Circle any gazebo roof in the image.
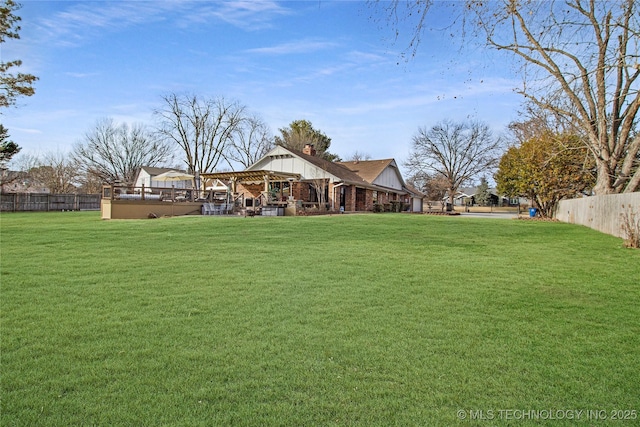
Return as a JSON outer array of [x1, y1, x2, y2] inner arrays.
[[200, 170, 301, 184]]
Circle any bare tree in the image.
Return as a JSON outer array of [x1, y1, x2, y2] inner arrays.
[[223, 114, 274, 169], [76, 171, 103, 194], [404, 120, 502, 205], [346, 151, 372, 162], [366, 0, 435, 61], [155, 93, 245, 175], [309, 177, 329, 212], [508, 105, 575, 146], [479, 0, 640, 194], [407, 171, 449, 201], [73, 118, 173, 186], [307, 165, 331, 211], [27, 152, 80, 194], [370, 0, 640, 194]]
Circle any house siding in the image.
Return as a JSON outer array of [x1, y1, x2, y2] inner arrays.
[[134, 168, 189, 189], [372, 166, 403, 191], [249, 148, 336, 182]]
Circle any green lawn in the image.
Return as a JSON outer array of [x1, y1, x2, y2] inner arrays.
[[1, 212, 639, 426]]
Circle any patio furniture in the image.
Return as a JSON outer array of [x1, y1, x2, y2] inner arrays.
[[212, 204, 224, 215], [202, 203, 214, 215]]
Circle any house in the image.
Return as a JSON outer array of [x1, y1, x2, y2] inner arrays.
[[133, 166, 192, 190], [0, 170, 50, 193], [403, 183, 426, 213], [337, 157, 423, 212], [201, 144, 423, 214], [101, 146, 424, 219], [445, 186, 524, 207]]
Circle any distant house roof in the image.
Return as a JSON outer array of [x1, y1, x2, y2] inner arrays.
[[338, 159, 395, 184], [403, 183, 425, 198], [244, 145, 375, 187], [456, 187, 477, 197], [287, 147, 375, 187], [444, 187, 504, 200]]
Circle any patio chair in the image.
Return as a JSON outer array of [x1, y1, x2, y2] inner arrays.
[[211, 204, 223, 215], [202, 203, 213, 215]]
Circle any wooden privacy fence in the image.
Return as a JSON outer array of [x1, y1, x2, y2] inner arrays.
[[555, 193, 640, 239], [0, 193, 101, 212]]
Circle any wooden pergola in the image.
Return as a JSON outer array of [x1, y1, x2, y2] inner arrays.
[[200, 170, 301, 194]]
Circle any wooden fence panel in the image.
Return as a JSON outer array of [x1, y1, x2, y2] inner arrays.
[[556, 193, 640, 239], [48, 194, 75, 211], [0, 193, 16, 211], [16, 193, 48, 211], [0, 193, 101, 212], [77, 194, 101, 210]]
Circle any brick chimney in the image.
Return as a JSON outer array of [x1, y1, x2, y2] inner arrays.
[[303, 144, 316, 156]]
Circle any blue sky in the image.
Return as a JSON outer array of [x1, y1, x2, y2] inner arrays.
[[3, 0, 522, 171]]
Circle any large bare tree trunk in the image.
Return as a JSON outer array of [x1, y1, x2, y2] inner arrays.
[[373, 0, 640, 194], [594, 161, 614, 195]]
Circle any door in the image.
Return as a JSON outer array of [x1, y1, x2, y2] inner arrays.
[[355, 188, 366, 211]]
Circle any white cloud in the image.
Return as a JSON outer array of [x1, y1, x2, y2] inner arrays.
[[335, 93, 440, 115], [34, 1, 289, 46], [64, 72, 99, 79], [183, 1, 291, 31], [9, 126, 42, 135], [245, 39, 339, 55], [334, 76, 519, 117], [35, 2, 172, 46], [345, 50, 387, 64]]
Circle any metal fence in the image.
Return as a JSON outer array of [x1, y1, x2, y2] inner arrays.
[[0, 193, 101, 212]]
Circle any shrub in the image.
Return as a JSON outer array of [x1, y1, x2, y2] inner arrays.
[[620, 210, 640, 248]]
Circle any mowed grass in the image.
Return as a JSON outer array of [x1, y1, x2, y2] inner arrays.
[[1, 212, 639, 426]]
